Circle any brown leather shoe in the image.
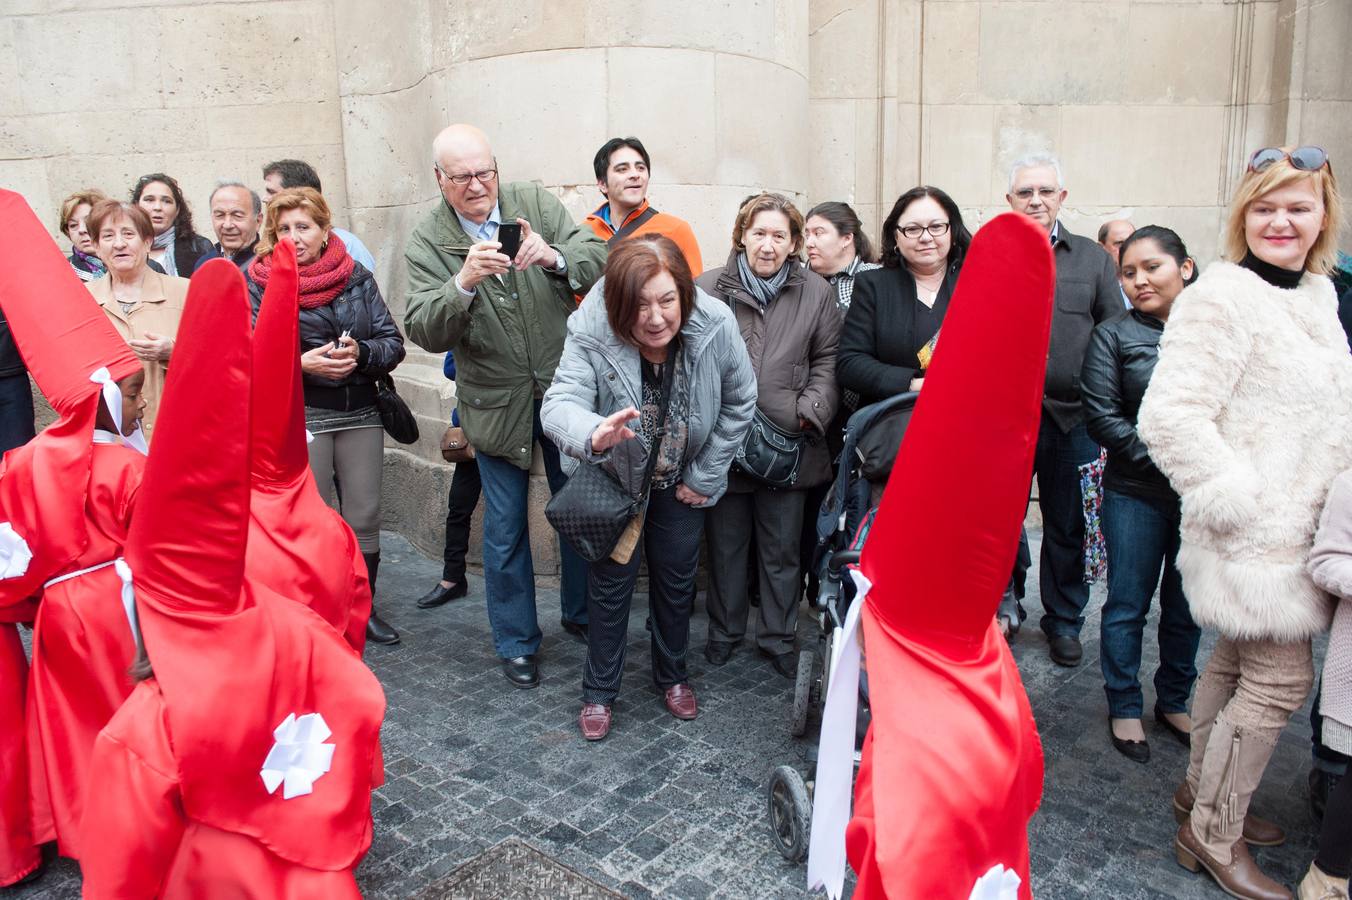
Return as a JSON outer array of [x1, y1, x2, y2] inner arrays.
[[663, 683, 698, 720], [1173, 781, 1286, 847], [579, 703, 611, 741], [1175, 823, 1292, 900]]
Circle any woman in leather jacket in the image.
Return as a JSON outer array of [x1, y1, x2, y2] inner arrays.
[[247, 187, 405, 646], [1081, 225, 1200, 763]]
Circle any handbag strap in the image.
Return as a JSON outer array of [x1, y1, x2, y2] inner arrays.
[[636, 345, 677, 500]]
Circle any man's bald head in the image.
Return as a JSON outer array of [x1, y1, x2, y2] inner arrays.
[[432, 124, 498, 223], [1097, 219, 1135, 265]]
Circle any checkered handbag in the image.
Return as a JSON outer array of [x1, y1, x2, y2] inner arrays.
[[545, 352, 675, 563]]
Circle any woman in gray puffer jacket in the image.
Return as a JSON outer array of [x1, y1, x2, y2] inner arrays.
[[543, 235, 755, 742]]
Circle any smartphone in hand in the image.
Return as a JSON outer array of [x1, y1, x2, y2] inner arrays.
[[497, 223, 522, 261]]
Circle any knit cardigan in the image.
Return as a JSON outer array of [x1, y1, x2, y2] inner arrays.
[[1137, 261, 1352, 641], [1308, 468, 1352, 754]]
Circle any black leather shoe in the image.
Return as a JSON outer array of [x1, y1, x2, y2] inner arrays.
[[503, 655, 539, 689], [365, 610, 400, 645], [416, 580, 468, 609], [1109, 720, 1150, 764], [561, 619, 588, 641], [1048, 634, 1082, 667], [767, 652, 797, 679], [1154, 703, 1191, 747], [704, 640, 734, 666]]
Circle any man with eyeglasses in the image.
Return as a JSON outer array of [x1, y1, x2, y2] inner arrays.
[[1004, 153, 1122, 668], [404, 124, 608, 691]]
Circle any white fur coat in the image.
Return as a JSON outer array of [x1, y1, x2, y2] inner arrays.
[[1137, 261, 1352, 641]]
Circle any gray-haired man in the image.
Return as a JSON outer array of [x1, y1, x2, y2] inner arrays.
[[193, 181, 262, 273]]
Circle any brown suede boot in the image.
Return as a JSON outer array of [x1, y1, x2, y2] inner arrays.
[[1298, 864, 1350, 900], [1185, 666, 1238, 793], [1173, 781, 1286, 847], [1175, 826, 1292, 900]]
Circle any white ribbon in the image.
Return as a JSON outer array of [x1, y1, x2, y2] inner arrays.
[[969, 864, 1021, 900], [89, 368, 148, 456], [113, 558, 141, 654], [261, 713, 336, 800], [806, 568, 870, 899], [0, 523, 32, 579]]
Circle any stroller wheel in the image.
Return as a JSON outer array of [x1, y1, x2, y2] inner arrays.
[[766, 765, 812, 862], [790, 649, 815, 737]]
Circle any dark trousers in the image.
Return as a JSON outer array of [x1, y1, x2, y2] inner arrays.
[[1316, 765, 1352, 877], [582, 485, 703, 705], [705, 486, 805, 656], [1312, 679, 1352, 773], [441, 457, 481, 584], [1034, 412, 1100, 639], [1099, 489, 1201, 718], [475, 402, 588, 659], [0, 374, 35, 455]]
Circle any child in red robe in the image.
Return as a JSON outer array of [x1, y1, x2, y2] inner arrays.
[[0, 189, 149, 864], [79, 260, 386, 898], [808, 213, 1053, 900], [246, 239, 372, 652]]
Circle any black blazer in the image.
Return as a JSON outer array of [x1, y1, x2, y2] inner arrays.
[[1081, 310, 1176, 505], [836, 262, 958, 408]]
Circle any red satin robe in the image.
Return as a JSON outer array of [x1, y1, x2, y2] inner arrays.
[[80, 680, 363, 899], [26, 443, 143, 858], [0, 625, 39, 886]]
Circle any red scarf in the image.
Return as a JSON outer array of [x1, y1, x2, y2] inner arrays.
[[249, 234, 355, 309]]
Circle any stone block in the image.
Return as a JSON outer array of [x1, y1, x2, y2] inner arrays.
[[881, 101, 922, 204], [605, 48, 718, 187], [1059, 105, 1227, 207], [1245, 1, 1283, 106], [1123, 3, 1236, 105], [809, 0, 879, 100], [1, 162, 53, 226], [11, 9, 163, 114], [342, 76, 445, 210], [852, 98, 882, 206], [1302, 0, 1352, 101], [920, 104, 994, 206], [331, 0, 433, 96], [440, 50, 607, 190], [885, 0, 923, 102], [773, 0, 811, 75], [713, 55, 810, 194], [205, 101, 342, 152], [1, 109, 207, 162], [977, 1, 1131, 106], [993, 105, 1062, 193], [919, 0, 981, 105], [808, 99, 857, 204], [156, 1, 338, 108], [0, 20, 24, 117], [1298, 101, 1352, 184], [439, 0, 587, 63], [583, 0, 776, 68]]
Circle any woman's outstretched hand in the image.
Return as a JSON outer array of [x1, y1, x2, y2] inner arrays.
[[590, 407, 639, 453]]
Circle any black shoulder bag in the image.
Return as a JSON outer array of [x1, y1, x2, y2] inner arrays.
[[546, 353, 674, 563]]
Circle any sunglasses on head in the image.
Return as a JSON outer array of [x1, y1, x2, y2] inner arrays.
[[1248, 146, 1331, 175]]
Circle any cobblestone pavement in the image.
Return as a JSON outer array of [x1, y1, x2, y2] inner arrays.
[[16, 529, 1326, 899]]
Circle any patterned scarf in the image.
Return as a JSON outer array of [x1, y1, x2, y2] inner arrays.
[[735, 251, 791, 307], [71, 248, 106, 280], [248, 233, 355, 309], [152, 225, 177, 276]]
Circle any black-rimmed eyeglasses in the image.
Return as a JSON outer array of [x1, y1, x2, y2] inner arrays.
[[897, 222, 950, 240]]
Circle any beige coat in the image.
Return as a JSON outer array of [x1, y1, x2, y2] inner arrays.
[[87, 270, 189, 437], [1307, 468, 1352, 754]]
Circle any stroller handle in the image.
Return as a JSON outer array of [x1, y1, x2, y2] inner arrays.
[[828, 549, 861, 575]]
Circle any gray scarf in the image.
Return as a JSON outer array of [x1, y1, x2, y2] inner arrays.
[[152, 225, 178, 276], [736, 252, 791, 307]]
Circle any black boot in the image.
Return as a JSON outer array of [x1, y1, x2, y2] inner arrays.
[[362, 551, 400, 646]]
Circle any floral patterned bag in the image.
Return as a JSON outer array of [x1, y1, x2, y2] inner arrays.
[[1079, 449, 1108, 584]]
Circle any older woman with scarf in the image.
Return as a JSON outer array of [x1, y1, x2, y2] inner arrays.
[[246, 187, 405, 647], [695, 193, 840, 678], [59, 189, 108, 282], [131, 173, 214, 278]]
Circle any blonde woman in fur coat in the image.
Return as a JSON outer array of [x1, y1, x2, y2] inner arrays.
[[1138, 146, 1351, 900]]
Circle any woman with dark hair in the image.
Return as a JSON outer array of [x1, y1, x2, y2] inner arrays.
[[1081, 226, 1203, 765], [696, 193, 841, 678], [804, 201, 880, 310], [837, 186, 971, 407], [131, 173, 214, 277], [246, 187, 406, 647], [543, 235, 755, 740]]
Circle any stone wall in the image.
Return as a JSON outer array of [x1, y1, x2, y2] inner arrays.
[[3, 0, 1349, 574]]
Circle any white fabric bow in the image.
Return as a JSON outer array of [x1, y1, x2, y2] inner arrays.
[[261, 713, 336, 800], [806, 568, 869, 899], [0, 523, 33, 579], [969, 864, 1021, 900]]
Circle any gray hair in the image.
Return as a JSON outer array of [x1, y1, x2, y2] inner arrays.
[[1008, 153, 1065, 192], [210, 180, 262, 217]]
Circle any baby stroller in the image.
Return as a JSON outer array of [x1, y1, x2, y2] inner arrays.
[[765, 391, 919, 863]]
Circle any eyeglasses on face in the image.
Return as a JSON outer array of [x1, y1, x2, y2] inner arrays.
[[1248, 146, 1331, 175], [436, 164, 499, 186], [1012, 187, 1060, 201], [897, 222, 951, 240]]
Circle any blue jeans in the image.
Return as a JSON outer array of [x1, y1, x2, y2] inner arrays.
[[0, 374, 35, 455], [1035, 414, 1101, 639], [1099, 488, 1200, 718], [475, 402, 588, 659]]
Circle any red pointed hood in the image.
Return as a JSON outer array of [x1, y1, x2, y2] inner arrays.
[[0, 190, 142, 613], [250, 240, 309, 483], [127, 260, 252, 616], [860, 212, 1055, 652]]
